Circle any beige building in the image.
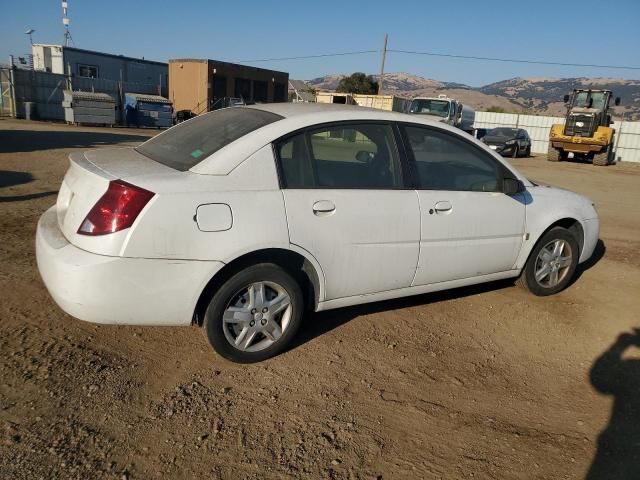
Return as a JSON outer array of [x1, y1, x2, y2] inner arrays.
[[315, 92, 409, 113], [168, 59, 288, 113], [315, 92, 409, 112]]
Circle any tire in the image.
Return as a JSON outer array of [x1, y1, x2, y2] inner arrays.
[[525, 146, 531, 157], [593, 145, 612, 166], [547, 145, 562, 162], [517, 227, 579, 296], [202, 264, 304, 363], [512, 145, 519, 158]]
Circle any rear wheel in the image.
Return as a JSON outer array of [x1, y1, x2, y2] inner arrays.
[[547, 145, 562, 162], [203, 264, 304, 363], [593, 144, 612, 166], [517, 227, 579, 296], [525, 146, 531, 157]]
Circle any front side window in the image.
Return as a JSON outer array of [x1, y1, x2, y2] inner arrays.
[[136, 108, 282, 171], [404, 126, 502, 192], [276, 123, 403, 189]]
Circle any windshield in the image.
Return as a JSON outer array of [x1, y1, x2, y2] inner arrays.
[[488, 128, 519, 137], [136, 108, 283, 171], [409, 99, 450, 117], [573, 91, 606, 109]]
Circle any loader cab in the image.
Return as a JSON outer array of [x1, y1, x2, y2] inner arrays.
[[563, 89, 618, 137]]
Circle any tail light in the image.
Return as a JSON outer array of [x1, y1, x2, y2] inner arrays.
[[78, 180, 154, 236]]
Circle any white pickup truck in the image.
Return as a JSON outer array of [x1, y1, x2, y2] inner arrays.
[[408, 94, 475, 134]]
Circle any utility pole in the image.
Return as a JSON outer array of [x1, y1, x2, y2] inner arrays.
[[378, 33, 388, 96]]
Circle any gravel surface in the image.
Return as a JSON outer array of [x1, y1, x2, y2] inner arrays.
[[2, 118, 640, 479]]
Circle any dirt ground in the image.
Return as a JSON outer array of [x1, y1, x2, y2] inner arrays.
[[1, 118, 640, 479]]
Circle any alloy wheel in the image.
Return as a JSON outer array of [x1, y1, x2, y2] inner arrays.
[[222, 281, 292, 352], [534, 239, 573, 288]]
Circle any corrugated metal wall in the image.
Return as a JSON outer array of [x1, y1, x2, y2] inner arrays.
[[615, 121, 640, 163], [1, 67, 165, 123], [474, 112, 640, 163]]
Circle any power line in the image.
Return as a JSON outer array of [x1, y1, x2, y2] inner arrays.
[[388, 49, 640, 71], [239, 50, 378, 63], [237, 48, 640, 71]]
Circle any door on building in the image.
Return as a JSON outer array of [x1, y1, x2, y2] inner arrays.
[[253, 81, 268, 103], [212, 75, 227, 109], [234, 78, 251, 102], [274, 83, 286, 103]]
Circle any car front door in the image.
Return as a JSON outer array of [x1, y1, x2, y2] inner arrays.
[[401, 125, 526, 285], [275, 122, 420, 300]]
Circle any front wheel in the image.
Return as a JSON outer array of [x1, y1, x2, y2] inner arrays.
[[517, 227, 579, 296], [511, 145, 520, 158], [547, 145, 562, 162], [203, 264, 304, 363], [593, 144, 612, 166]]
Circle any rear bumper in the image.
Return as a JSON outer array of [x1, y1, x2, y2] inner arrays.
[[36, 206, 224, 326]]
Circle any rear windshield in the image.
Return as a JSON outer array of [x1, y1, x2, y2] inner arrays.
[[136, 108, 283, 171]]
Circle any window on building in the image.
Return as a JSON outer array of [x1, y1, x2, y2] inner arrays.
[[78, 64, 98, 78]]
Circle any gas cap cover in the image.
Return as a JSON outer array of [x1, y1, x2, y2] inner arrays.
[[195, 203, 233, 232]]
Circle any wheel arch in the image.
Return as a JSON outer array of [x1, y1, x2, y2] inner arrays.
[[519, 217, 585, 271], [192, 248, 323, 326]]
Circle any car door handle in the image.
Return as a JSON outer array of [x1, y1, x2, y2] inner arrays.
[[312, 200, 336, 215], [434, 201, 452, 213]]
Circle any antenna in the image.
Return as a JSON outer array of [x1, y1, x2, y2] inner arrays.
[[25, 28, 35, 45], [62, 1, 73, 46]]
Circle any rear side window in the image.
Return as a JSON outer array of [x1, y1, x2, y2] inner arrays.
[[136, 108, 282, 171], [276, 123, 403, 189]]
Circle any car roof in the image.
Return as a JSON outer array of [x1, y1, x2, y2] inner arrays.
[[189, 103, 523, 182], [190, 104, 446, 174]]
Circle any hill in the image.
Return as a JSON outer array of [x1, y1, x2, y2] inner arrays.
[[307, 73, 640, 119]]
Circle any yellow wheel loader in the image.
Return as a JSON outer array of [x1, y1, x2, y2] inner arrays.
[[548, 89, 620, 166]]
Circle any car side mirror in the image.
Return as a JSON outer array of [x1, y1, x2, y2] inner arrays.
[[503, 178, 525, 195], [615, 97, 621, 106], [563, 94, 570, 104], [356, 150, 374, 163]]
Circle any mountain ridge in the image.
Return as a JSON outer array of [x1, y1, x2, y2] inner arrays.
[[307, 73, 640, 119]]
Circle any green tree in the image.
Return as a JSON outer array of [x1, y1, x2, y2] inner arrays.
[[486, 106, 507, 113], [336, 73, 379, 94]]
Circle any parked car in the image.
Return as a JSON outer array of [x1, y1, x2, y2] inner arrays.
[[482, 127, 532, 157], [174, 109, 197, 124], [36, 104, 599, 363]]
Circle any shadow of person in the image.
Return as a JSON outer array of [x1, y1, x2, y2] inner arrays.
[[587, 329, 640, 479]]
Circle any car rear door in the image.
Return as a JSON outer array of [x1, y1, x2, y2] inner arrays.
[[275, 122, 420, 301], [401, 124, 526, 285]]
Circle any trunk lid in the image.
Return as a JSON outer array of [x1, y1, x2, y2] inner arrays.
[[56, 147, 173, 256]]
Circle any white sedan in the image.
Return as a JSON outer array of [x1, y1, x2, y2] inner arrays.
[[36, 104, 599, 363]]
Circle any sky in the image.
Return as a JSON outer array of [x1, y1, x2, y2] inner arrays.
[[1, 0, 639, 87]]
